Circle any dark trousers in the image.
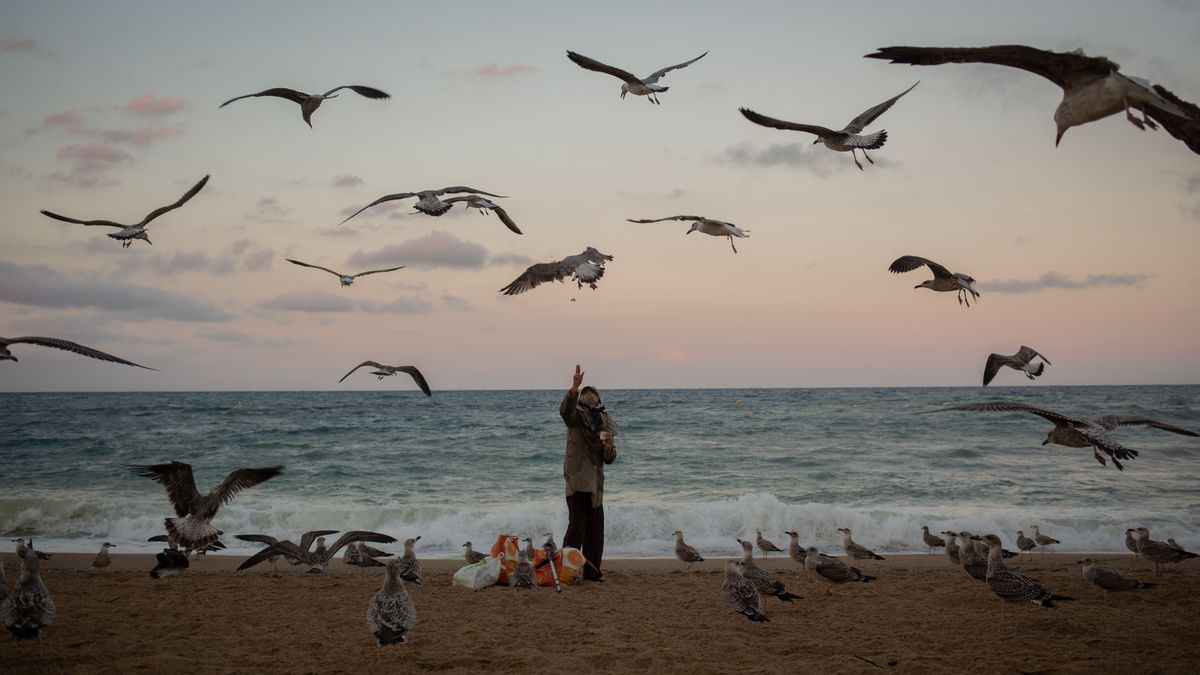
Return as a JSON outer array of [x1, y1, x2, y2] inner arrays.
[[563, 492, 604, 578]]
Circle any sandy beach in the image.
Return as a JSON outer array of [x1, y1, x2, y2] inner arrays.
[[1, 552, 1196, 674]]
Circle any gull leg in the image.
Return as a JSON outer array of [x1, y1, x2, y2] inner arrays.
[[862, 150, 875, 165], [1141, 109, 1158, 130], [851, 150, 864, 171], [729, 237, 738, 254]]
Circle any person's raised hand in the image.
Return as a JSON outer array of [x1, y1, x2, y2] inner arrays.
[[572, 364, 585, 389]]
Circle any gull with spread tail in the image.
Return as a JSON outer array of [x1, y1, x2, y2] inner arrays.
[[865, 45, 1199, 154], [1, 336, 153, 370], [984, 346, 1050, 386], [889, 255, 979, 307], [338, 361, 431, 396], [566, 50, 707, 104], [499, 247, 613, 296], [41, 175, 209, 248], [220, 85, 389, 127], [339, 187, 508, 225], [627, 215, 749, 253], [286, 258, 405, 287], [923, 401, 1199, 470], [739, 82, 917, 170]]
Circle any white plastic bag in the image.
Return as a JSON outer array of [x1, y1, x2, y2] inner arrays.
[[452, 556, 502, 590]]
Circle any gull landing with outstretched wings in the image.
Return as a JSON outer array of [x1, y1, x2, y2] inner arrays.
[[566, 50, 707, 104], [285, 258, 405, 287]]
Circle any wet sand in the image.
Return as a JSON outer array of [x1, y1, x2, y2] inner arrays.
[[1, 552, 1197, 673]]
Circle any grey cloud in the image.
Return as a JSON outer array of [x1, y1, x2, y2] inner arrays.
[[347, 231, 488, 269], [0, 260, 232, 321], [442, 294, 472, 311], [717, 142, 896, 176], [246, 197, 295, 224], [986, 272, 1152, 294], [111, 240, 272, 277], [5, 314, 175, 348], [488, 252, 533, 266], [196, 330, 295, 348], [256, 290, 430, 315]]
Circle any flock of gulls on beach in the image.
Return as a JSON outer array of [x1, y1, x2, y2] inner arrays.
[[4, 40, 1200, 648]]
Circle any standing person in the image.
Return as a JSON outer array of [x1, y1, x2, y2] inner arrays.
[[560, 364, 617, 581]]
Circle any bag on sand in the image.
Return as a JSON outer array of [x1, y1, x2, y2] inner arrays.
[[452, 555, 502, 590], [489, 534, 521, 585], [533, 546, 585, 587]]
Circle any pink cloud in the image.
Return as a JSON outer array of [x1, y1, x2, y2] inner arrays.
[[125, 93, 188, 116], [48, 144, 132, 187], [57, 144, 131, 164], [445, 62, 538, 78], [658, 349, 690, 362], [2, 37, 37, 53], [42, 109, 86, 127], [330, 173, 363, 188]]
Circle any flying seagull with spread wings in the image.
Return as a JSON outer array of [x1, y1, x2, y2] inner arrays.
[[441, 195, 522, 234], [627, 215, 749, 253], [338, 361, 432, 396], [1, 336, 154, 370], [865, 45, 1199, 153], [131, 461, 284, 549], [923, 401, 1199, 470], [41, 175, 209, 248], [499, 247, 614, 296], [739, 82, 918, 170], [339, 187, 508, 225], [220, 85, 390, 128], [566, 50, 707, 104], [285, 258, 405, 287], [889, 255, 979, 307], [983, 346, 1051, 386]]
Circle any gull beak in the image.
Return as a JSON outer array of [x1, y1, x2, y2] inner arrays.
[[812, 139, 820, 145], [1041, 439, 1050, 445], [414, 536, 421, 541], [1055, 126, 1066, 147], [685, 229, 693, 235]]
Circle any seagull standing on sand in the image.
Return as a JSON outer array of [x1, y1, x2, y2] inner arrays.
[[338, 362, 432, 396], [784, 532, 807, 566], [367, 558, 416, 646], [499, 248, 614, 296], [1030, 525, 1060, 554], [921, 526, 945, 554], [239, 532, 397, 574], [721, 561, 769, 623], [839, 528, 885, 562], [735, 539, 801, 602], [463, 542, 487, 564], [957, 531, 989, 582], [397, 537, 423, 585], [756, 531, 782, 557], [983, 346, 1051, 386], [888, 255, 979, 307], [803, 546, 876, 593], [864, 45, 1200, 154], [739, 82, 918, 170], [1076, 558, 1155, 596], [441, 195, 523, 235], [976, 534, 1072, 609], [220, 85, 390, 128], [130, 461, 284, 551], [89, 542, 115, 571], [626, 215, 749, 253], [41, 175, 209, 248], [923, 401, 1199, 470], [672, 530, 704, 568], [942, 531, 961, 564], [1015, 531, 1037, 560], [339, 187, 508, 224], [1135, 527, 1198, 575], [1, 540, 55, 640], [566, 50, 707, 105], [1, 336, 154, 370], [510, 549, 537, 589], [286, 258, 405, 287], [1125, 529, 1140, 558]]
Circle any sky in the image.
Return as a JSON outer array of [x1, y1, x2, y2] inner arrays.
[[1, 0, 1198, 391]]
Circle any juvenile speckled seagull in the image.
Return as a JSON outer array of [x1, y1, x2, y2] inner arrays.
[[1135, 527, 1198, 575], [1015, 530, 1037, 560], [338, 361, 431, 396], [755, 531, 782, 557], [220, 85, 390, 128], [983, 346, 1051, 386], [397, 537, 423, 585], [130, 461, 284, 550], [784, 531, 808, 566], [286, 258, 405, 287], [865, 45, 1200, 154], [441, 195, 523, 235], [921, 526, 945, 554], [239, 531, 397, 574], [339, 187, 508, 225], [923, 401, 1199, 470], [721, 561, 769, 623], [976, 534, 1072, 609], [499, 247, 614, 296], [1076, 558, 1155, 596], [889, 255, 979, 307], [566, 50, 707, 104], [367, 558, 416, 646], [672, 530, 704, 568], [1, 540, 55, 640], [510, 549, 537, 589], [89, 542, 115, 571], [739, 82, 918, 170], [1030, 525, 1060, 554], [839, 528, 885, 561], [41, 175, 209, 248], [803, 546, 876, 593], [736, 539, 801, 602], [626, 215, 749, 253], [1, 336, 153, 370]]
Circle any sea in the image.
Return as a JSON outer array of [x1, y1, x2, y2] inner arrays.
[[1, 386, 1197, 557]]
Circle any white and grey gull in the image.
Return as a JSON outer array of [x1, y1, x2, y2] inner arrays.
[[672, 530, 704, 568], [41, 174, 209, 248], [339, 187, 508, 225], [286, 258, 405, 287], [984, 346, 1050, 386], [626, 215, 749, 253], [499, 247, 614, 296], [889, 255, 979, 307], [566, 50, 707, 104]]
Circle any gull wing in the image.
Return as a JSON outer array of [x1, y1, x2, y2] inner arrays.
[[39, 211, 126, 229], [339, 193, 418, 225], [643, 51, 708, 84], [338, 360, 388, 383], [499, 261, 572, 296], [626, 215, 705, 223], [982, 353, 1020, 386], [1146, 84, 1200, 156], [299, 530, 341, 553], [3, 336, 154, 369], [923, 401, 1090, 428], [1092, 415, 1199, 436], [235, 534, 281, 546], [739, 108, 839, 138], [325, 531, 399, 559], [130, 461, 202, 517], [1015, 346, 1050, 365], [321, 85, 391, 99], [843, 81, 918, 134], [205, 466, 284, 516], [238, 540, 304, 571], [1076, 426, 1138, 468], [566, 51, 641, 85], [393, 365, 432, 396], [888, 255, 953, 279], [220, 88, 308, 108], [287, 258, 344, 278], [138, 175, 210, 227], [863, 45, 1117, 90], [433, 186, 508, 198], [490, 205, 522, 235], [352, 265, 406, 279]]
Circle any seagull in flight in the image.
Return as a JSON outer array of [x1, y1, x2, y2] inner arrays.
[[983, 346, 1051, 386], [499, 247, 613, 296], [627, 215, 749, 253], [41, 175, 209, 248], [566, 50, 707, 104], [923, 401, 1199, 470], [865, 45, 1200, 153], [1, 336, 154, 370], [339, 187, 508, 225], [220, 85, 390, 128], [285, 258, 405, 287], [441, 195, 522, 234], [739, 82, 918, 170], [888, 255, 979, 307], [338, 361, 432, 396]]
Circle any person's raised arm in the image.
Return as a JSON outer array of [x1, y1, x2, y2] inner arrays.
[[560, 364, 584, 426]]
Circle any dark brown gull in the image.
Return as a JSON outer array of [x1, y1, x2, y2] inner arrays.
[[1, 336, 154, 370], [220, 85, 389, 128]]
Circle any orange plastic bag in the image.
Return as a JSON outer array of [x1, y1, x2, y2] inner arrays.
[[488, 534, 520, 585], [533, 546, 585, 586]]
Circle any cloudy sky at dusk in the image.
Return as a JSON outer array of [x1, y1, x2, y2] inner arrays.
[[2, 0, 1198, 391]]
